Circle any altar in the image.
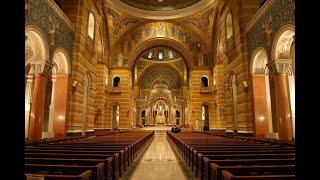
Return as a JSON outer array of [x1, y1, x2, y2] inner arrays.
[[156, 115, 166, 124]]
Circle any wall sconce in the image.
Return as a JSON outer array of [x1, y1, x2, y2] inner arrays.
[[242, 81, 248, 88], [72, 80, 78, 88]]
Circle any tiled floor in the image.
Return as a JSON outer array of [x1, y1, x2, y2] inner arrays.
[[129, 134, 187, 180]]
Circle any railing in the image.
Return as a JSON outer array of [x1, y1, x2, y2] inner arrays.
[[105, 86, 121, 94], [200, 86, 213, 94]]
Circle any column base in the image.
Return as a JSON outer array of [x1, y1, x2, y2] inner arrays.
[[42, 132, 54, 139], [266, 132, 278, 140]]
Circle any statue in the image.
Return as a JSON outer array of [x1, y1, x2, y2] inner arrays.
[[48, 14, 59, 47]]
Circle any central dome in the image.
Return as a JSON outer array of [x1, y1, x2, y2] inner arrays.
[[106, 0, 216, 20], [119, 0, 201, 11]]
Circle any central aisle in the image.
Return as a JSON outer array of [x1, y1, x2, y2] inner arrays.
[[130, 134, 186, 180]]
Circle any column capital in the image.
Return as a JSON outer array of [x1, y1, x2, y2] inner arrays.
[[29, 60, 54, 74], [267, 59, 292, 74]]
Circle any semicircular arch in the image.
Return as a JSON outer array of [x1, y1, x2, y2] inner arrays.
[[25, 25, 50, 64], [250, 47, 268, 76], [271, 24, 295, 61], [52, 47, 71, 75], [138, 63, 184, 89]]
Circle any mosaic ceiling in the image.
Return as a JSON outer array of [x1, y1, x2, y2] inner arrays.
[[140, 68, 180, 89], [119, 0, 201, 11]]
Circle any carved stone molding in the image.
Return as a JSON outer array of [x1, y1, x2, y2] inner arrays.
[[30, 60, 54, 74], [266, 59, 292, 74]]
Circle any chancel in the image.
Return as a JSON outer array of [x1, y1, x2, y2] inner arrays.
[[25, 0, 295, 179]]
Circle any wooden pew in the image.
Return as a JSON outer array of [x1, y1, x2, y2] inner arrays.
[[25, 157, 113, 180], [25, 153, 119, 180], [40, 143, 135, 163], [25, 148, 125, 177], [208, 158, 295, 180], [221, 165, 295, 180], [193, 153, 295, 180], [25, 162, 104, 180], [187, 146, 293, 168], [25, 169, 92, 180], [182, 144, 284, 163], [25, 145, 130, 170], [193, 149, 295, 177], [25, 131, 154, 180]]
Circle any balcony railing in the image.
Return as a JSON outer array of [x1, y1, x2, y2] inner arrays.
[[105, 86, 121, 94], [200, 86, 213, 94]]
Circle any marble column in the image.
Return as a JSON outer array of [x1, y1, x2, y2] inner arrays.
[[252, 76, 269, 137], [25, 75, 34, 139], [53, 75, 70, 138], [267, 60, 293, 141], [28, 60, 53, 140]]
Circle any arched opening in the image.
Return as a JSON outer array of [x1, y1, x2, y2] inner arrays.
[[176, 110, 180, 125], [152, 100, 167, 126], [25, 67, 34, 140], [202, 103, 209, 130], [112, 103, 120, 131], [164, 109, 169, 125], [230, 73, 238, 130], [201, 76, 209, 87], [225, 11, 234, 49], [251, 48, 273, 138], [88, 12, 95, 39], [48, 48, 71, 138], [270, 25, 295, 140], [288, 38, 295, 139], [141, 110, 146, 127], [113, 76, 120, 87], [25, 26, 49, 139], [82, 73, 90, 136]]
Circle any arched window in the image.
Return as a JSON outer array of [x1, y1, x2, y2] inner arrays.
[[112, 103, 120, 130], [113, 77, 120, 87], [225, 12, 234, 47], [168, 51, 173, 59], [230, 73, 238, 130], [202, 104, 209, 129], [148, 51, 153, 59], [213, 73, 217, 87], [159, 51, 163, 59], [88, 13, 95, 39], [201, 76, 209, 87]]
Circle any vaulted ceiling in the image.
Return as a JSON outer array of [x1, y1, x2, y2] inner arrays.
[[104, 0, 219, 91], [106, 0, 216, 20], [118, 0, 201, 11]]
